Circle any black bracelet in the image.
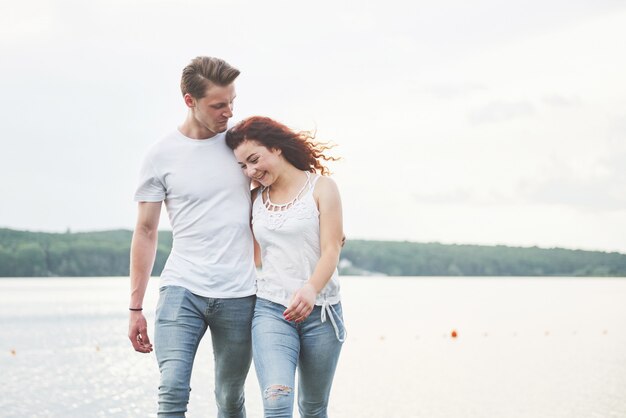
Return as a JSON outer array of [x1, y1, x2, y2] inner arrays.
[[129, 307, 143, 311]]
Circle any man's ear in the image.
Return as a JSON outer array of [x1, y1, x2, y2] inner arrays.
[[183, 93, 196, 109]]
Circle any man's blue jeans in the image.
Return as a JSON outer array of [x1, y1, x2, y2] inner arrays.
[[154, 285, 256, 418], [252, 298, 345, 418]]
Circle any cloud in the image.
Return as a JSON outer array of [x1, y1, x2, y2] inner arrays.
[[599, 151, 626, 184], [608, 115, 626, 144], [468, 100, 535, 124], [421, 83, 488, 100], [0, 9, 55, 44], [542, 94, 582, 108], [520, 178, 625, 211], [518, 155, 626, 212], [413, 189, 473, 205], [413, 189, 516, 206]]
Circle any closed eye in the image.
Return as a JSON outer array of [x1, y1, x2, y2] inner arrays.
[[211, 100, 234, 110]]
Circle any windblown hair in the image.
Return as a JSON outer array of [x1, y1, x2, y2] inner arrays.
[[180, 56, 240, 99], [226, 116, 338, 175]]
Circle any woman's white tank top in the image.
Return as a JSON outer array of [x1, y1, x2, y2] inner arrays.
[[252, 172, 341, 308]]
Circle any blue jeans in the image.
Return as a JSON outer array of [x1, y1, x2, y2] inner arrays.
[[154, 286, 256, 418], [252, 298, 345, 418]]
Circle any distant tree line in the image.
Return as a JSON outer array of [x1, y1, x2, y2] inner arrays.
[[1, 228, 625, 277], [340, 240, 626, 277], [0, 229, 170, 277]]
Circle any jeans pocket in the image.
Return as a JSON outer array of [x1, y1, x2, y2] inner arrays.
[[156, 286, 187, 322]]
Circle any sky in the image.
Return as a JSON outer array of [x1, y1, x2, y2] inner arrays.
[[1, 0, 626, 253]]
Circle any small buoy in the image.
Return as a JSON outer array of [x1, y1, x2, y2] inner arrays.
[[451, 330, 458, 338], [10, 349, 16, 356]]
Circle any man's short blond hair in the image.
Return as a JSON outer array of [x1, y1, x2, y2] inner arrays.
[[180, 56, 240, 99]]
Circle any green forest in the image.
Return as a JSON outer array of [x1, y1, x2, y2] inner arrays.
[[1, 228, 625, 277]]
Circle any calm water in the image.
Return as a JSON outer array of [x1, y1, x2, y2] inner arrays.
[[1, 276, 625, 418]]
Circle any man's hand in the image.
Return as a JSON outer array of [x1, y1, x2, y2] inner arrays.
[[128, 311, 153, 353]]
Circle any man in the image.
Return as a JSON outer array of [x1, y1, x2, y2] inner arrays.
[[128, 56, 256, 418]]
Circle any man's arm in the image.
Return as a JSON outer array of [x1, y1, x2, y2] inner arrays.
[[251, 188, 262, 268], [128, 201, 162, 353]]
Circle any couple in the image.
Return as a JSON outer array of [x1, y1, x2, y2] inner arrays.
[[128, 56, 346, 418]]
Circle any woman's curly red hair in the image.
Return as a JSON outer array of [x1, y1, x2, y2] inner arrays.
[[226, 116, 338, 175]]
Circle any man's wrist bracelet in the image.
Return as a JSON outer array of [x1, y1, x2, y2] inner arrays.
[[129, 307, 143, 311]]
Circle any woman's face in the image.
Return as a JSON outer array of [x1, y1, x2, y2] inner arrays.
[[233, 140, 282, 186]]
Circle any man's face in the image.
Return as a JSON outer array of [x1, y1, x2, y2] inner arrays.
[[189, 83, 236, 136]]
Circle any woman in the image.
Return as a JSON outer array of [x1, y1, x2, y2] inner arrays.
[[226, 116, 346, 418]]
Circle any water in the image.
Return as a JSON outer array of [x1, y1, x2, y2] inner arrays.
[[1, 276, 625, 418]]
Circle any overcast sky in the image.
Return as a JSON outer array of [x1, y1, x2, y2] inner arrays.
[[1, 0, 626, 253]]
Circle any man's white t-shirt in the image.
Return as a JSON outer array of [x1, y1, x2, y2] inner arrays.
[[134, 130, 256, 298]]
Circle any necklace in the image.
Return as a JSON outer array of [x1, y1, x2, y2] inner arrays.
[[264, 172, 311, 212]]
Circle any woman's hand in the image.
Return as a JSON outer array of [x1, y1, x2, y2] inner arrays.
[[283, 283, 317, 322]]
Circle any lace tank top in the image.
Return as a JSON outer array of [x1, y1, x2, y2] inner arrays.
[[252, 172, 341, 308]]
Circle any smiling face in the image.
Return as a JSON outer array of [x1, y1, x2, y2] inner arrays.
[[233, 140, 283, 186], [185, 83, 236, 137]]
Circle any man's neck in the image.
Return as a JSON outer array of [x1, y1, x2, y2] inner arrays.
[[178, 113, 218, 140]]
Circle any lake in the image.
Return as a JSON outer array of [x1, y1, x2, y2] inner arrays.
[[1, 276, 625, 417]]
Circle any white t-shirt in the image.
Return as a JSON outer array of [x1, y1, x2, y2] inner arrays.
[[134, 130, 256, 298]]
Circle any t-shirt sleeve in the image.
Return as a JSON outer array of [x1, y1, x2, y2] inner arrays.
[[134, 155, 166, 202]]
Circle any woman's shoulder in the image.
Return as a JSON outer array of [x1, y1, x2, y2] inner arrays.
[[313, 174, 337, 189], [312, 174, 339, 200]]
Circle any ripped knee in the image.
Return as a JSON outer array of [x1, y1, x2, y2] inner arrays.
[[264, 384, 293, 401]]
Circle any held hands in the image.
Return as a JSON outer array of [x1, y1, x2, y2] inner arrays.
[[128, 312, 153, 353], [283, 283, 317, 323]]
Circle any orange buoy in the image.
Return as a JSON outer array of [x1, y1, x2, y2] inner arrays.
[[451, 330, 458, 338]]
